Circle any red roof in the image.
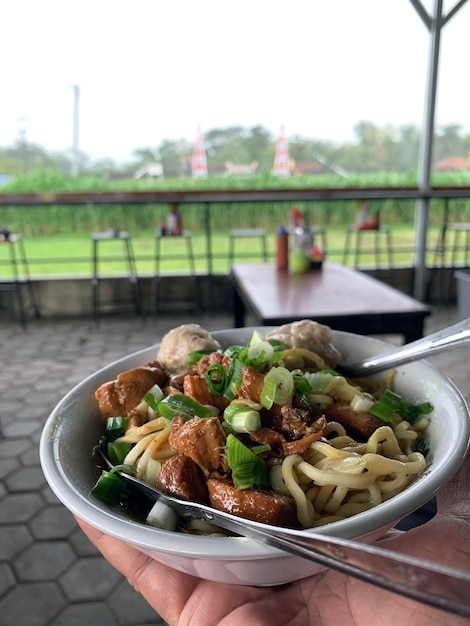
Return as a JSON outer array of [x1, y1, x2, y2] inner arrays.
[[433, 157, 470, 171], [292, 161, 324, 176]]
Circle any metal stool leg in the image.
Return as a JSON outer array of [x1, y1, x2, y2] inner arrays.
[[343, 228, 353, 265], [92, 238, 100, 322], [123, 237, 142, 317]]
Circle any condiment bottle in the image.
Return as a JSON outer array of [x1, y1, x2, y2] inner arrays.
[[291, 207, 312, 253], [276, 225, 289, 270]]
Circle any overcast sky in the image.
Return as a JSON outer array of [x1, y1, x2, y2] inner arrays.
[[1, 0, 469, 163]]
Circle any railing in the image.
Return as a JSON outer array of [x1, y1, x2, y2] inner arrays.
[[1, 186, 469, 278]]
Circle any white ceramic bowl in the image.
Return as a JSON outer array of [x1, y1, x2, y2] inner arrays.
[[40, 328, 470, 586]]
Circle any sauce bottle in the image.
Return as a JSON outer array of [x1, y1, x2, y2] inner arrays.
[[276, 225, 289, 270]]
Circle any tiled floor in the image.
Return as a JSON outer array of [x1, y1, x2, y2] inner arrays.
[[0, 306, 468, 626]]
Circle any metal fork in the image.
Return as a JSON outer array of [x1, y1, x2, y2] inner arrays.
[[93, 446, 470, 618]]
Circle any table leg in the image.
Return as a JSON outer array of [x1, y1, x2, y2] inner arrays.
[[231, 275, 245, 328], [402, 318, 426, 344]]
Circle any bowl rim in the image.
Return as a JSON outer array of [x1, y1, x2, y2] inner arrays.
[[40, 327, 470, 561]]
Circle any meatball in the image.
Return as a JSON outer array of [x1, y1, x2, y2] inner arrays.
[[266, 319, 341, 368], [156, 324, 221, 374]]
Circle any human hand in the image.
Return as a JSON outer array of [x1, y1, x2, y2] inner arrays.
[[76, 455, 470, 626]]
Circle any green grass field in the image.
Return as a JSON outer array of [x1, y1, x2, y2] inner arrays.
[[0, 225, 453, 278]]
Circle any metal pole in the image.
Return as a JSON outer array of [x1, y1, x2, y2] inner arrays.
[[411, 0, 442, 300], [410, 0, 468, 301], [71, 85, 80, 177]]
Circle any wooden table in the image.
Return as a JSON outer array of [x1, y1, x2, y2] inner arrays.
[[230, 262, 431, 343]]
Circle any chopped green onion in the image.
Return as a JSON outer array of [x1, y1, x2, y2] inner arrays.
[[350, 393, 375, 413], [223, 403, 261, 433], [369, 389, 401, 422], [260, 366, 294, 409], [146, 500, 179, 530], [186, 350, 214, 366], [267, 338, 287, 351], [232, 463, 256, 490], [248, 329, 266, 346], [90, 471, 125, 505], [157, 394, 213, 421], [226, 434, 269, 489], [143, 384, 164, 410], [304, 370, 336, 393], [293, 374, 312, 394], [415, 438, 431, 457], [251, 443, 271, 455], [204, 363, 227, 396], [107, 441, 132, 465], [223, 359, 244, 400], [247, 340, 274, 368], [370, 390, 433, 424], [105, 416, 128, 442], [223, 345, 243, 359], [398, 401, 434, 424]]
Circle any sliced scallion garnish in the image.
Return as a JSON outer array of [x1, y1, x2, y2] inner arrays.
[[204, 363, 227, 396], [223, 403, 261, 433], [156, 393, 213, 421], [226, 434, 269, 490], [260, 366, 294, 409], [105, 416, 128, 442], [143, 384, 164, 410]]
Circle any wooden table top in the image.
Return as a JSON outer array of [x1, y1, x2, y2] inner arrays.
[[231, 262, 430, 323]]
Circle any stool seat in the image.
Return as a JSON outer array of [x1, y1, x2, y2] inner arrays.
[[153, 229, 199, 315], [228, 228, 268, 264], [0, 233, 40, 327], [448, 222, 470, 231], [91, 229, 142, 320], [343, 224, 394, 274]]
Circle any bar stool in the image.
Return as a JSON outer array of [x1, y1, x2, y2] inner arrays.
[[343, 225, 394, 272], [228, 228, 268, 265], [153, 229, 199, 314], [91, 229, 142, 321], [447, 222, 470, 265], [430, 220, 470, 303], [0, 233, 40, 327]]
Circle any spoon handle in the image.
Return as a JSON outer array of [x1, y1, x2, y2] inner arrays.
[[338, 317, 470, 377]]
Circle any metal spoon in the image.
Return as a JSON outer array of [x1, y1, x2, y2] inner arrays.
[[93, 446, 470, 618], [337, 317, 470, 378]]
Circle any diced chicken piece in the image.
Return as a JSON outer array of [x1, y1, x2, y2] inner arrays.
[[238, 366, 265, 403], [207, 478, 300, 528], [169, 416, 227, 476], [183, 375, 230, 412], [274, 405, 312, 439], [248, 427, 286, 449], [156, 324, 221, 374], [282, 427, 324, 456], [323, 403, 383, 440], [157, 455, 209, 504], [266, 320, 341, 369], [95, 363, 166, 420]]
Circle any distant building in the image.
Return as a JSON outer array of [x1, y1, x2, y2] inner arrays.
[[133, 163, 164, 179], [291, 161, 325, 176], [224, 161, 259, 176], [433, 156, 470, 171]]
